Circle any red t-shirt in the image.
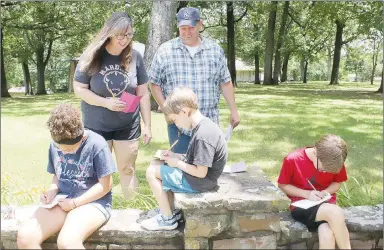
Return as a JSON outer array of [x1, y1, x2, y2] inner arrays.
[[277, 148, 348, 210]]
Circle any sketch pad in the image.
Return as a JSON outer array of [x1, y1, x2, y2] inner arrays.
[[291, 193, 331, 209]]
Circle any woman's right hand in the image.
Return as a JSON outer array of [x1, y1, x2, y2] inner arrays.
[[40, 188, 59, 204], [104, 97, 127, 112]]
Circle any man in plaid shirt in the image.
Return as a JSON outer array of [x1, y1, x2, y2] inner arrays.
[[149, 7, 240, 154]]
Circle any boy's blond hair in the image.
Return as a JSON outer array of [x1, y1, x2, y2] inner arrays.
[[315, 134, 348, 173], [162, 87, 199, 116]]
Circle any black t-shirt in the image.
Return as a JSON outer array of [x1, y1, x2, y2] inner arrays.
[[74, 48, 148, 131]]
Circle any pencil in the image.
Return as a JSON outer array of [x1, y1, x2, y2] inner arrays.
[[168, 139, 179, 151], [306, 178, 317, 191]]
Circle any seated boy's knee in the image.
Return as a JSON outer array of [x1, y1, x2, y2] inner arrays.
[[321, 203, 345, 222]]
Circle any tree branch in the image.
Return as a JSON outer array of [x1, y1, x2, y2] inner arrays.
[[235, 5, 248, 23], [287, 10, 304, 29], [201, 23, 224, 33], [134, 9, 150, 26], [43, 38, 53, 67]]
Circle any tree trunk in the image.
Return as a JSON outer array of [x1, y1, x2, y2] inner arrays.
[[370, 37, 379, 85], [35, 46, 47, 95], [377, 67, 383, 93], [254, 50, 260, 84], [327, 39, 332, 81], [68, 60, 77, 93], [176, 1, 188, 37], [226, 2, 237, 87], [330, 20, 344, 85], [144, 0, 178, 110], [303, 60, 308, 83], [272, 1, 289, 84], [263, 1, 278, 85], [300, 58, 305, 82], [281, 52, 290, 82], [21, 61, 31, 95], [1, 25, 11, 98]]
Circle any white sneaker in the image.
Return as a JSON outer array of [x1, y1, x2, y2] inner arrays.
[[141, 213, 178, 231]]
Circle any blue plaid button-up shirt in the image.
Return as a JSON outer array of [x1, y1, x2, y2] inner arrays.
[[148, 36, 232, 135]]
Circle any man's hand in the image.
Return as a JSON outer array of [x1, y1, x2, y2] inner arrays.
[[307, 190, 322, 201], [230, 110, 240, 128]]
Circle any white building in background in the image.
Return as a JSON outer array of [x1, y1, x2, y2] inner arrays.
[[236, 60, 264, 83]]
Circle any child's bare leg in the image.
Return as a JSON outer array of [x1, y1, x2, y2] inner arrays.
[[17, 206, 67, 249], [316, 203, 351, 249], [146, 163, 172, 217], [318, 223, 336, 249], [168, 191, 175, 211], [57, 204, 107, 249]]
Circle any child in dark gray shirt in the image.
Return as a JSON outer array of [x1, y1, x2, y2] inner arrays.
[[141, 87, 228, 231]]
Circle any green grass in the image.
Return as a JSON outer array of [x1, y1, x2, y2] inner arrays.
[[1, 81, 383, 209]]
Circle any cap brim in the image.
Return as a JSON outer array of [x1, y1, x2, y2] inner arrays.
[[177, 20, 197, 27]]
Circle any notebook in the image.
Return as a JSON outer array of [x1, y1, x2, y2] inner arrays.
[[223, 161, 247, 173], [225, 125, 233, 142], [120, 92, 142, 113], [154, 150, 167, 161], [39, 194, 68, 209], [291, 193, 331, 209]]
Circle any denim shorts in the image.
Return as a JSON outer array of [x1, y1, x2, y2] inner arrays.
[[160, 164, 198, 193], [91, 202, 111, 222]]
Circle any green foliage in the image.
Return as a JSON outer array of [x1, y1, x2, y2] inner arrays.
[[338, 176, 383, 207]]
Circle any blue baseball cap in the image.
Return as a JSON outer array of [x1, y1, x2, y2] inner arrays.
[[176, 7, 200, 27]]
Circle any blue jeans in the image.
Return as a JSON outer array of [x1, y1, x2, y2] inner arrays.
[[167, 124, 191, 154]]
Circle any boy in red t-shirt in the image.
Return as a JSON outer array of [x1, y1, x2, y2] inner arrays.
[[278, 134, 351, 249]]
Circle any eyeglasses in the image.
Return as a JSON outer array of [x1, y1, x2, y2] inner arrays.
[[116, 31, 135, 40]]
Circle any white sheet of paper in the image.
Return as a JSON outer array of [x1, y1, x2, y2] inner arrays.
[[39, 194, 68, 209], [291, 193, 331, 209], [225, 125, 233, 142], [154, 150, 166, 160], [223, 161, 247, 173]]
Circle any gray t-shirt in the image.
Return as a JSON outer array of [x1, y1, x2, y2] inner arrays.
[[183, 118, 228, 192], [47, 130, 117, 209], [74, 48, 149, 132]]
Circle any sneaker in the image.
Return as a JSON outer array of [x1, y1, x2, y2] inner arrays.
[[141, 213, 178, 231], [143, 208, 184, 223]]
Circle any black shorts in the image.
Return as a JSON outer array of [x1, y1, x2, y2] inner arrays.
[[291, 202, 328, 232], [86, 123, 141, 141]]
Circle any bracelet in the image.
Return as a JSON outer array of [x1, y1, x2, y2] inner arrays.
[[72, 199, 77, 208]]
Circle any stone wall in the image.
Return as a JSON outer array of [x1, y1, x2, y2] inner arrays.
[[1, 169, 383, 249]]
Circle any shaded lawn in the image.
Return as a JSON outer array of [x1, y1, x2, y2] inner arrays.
[[1, 81, 382, 209]]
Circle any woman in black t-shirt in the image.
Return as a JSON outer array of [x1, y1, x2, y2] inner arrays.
[[73, 12, 151, 200]]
